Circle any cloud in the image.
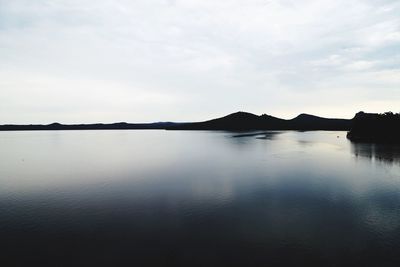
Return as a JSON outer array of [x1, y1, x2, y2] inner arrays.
[[0, 0, 399, 123]]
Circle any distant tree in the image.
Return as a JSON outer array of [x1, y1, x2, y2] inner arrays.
[[348, 111, 400, 143]]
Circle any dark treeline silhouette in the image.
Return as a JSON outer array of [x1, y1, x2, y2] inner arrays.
[[2, 111, 398, 141], [167, 112, 351, 131], [0, 111, 351, 132], [0, 122, 178, 131], [347, 112, 400, 143]]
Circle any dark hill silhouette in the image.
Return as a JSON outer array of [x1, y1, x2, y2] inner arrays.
[[0, 112, 352, 131], [166, 112, 287, 130], [288, 113, 352, 130], [3, 111, 400, 145], [9, 111, 400, 134], [0, 122, 178, 131], [347, 112, 400, 143], [168, 112, 351, 130]]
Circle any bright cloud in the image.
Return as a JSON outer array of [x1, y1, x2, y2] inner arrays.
[[0, 0, 399, 123]]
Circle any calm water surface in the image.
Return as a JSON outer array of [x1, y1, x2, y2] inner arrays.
[[1, 130, 400, 266]]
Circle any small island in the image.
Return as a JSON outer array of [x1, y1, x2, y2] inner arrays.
[[347, 112, 400, 143]]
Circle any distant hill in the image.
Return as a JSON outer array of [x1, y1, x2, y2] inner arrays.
[[10, 112, 400, 135], [0, 112, 352, 131], [3, 111, 399, 144], [168, 112, 351, 131], [288, 113, 352, 130], [347, 112, 400, 143], [166, 112, 286, 130], [0, 122, 179, 131]]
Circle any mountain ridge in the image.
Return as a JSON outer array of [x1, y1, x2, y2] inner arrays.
[[167, 111, 351, 130], [0, 111, 361, 132]]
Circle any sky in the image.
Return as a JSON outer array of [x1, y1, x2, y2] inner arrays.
[[0, 0, 399, 123]]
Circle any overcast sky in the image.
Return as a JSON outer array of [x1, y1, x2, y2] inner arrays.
[[0, 0, 399, 123]]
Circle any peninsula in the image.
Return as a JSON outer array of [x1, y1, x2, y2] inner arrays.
[[346, 112, 400, 143]]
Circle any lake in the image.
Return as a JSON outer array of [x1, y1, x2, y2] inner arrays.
[[1, 130, 400, 266]]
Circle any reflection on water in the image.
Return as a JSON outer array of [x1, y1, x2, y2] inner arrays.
[[231, 131, 282, 140], [0, 130, 400, 266], [351, 142, 400, 165]]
